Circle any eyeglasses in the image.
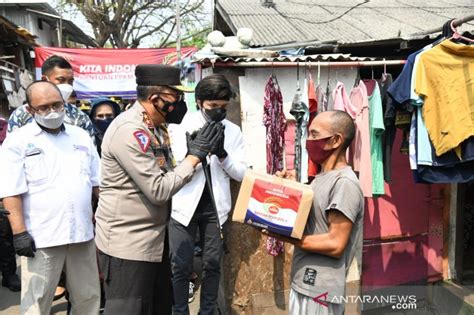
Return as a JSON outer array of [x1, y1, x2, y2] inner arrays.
[[29, 101, 64, 115], [159, 92, 184, 102]]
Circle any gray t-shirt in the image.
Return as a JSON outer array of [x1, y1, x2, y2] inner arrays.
[[291, 166, 364, 302]]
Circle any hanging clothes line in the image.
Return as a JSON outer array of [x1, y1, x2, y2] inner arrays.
[[213, 60, 407, 68]]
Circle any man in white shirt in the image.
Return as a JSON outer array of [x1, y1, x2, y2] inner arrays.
[[168, 74, 246, 315], [0, 81, 100, 314]]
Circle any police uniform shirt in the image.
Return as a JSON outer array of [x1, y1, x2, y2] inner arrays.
[[95, 101, 194, 263]]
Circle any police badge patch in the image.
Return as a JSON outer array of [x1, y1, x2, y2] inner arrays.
[[133, 130, 151, 153]]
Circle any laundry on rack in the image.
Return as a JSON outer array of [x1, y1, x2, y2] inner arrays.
[[388, 35, 474, 184]]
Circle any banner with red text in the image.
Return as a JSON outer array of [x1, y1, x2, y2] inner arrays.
[[34, 47, 196, 99]]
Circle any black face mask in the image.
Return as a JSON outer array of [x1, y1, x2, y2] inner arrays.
[[155, 98, 188, 124], [203, 107, 227, 122], [95, 117, 113, 133]]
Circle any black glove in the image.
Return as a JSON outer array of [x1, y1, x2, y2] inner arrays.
[[210, 129, 227, 160], [13, 231, 36, 257], [186, 122, 224, 162]]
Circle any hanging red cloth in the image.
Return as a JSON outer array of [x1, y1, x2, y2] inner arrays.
[[307, 73, 318, 178], [263, 74, 287, 256], [263, 74, 287, 174]]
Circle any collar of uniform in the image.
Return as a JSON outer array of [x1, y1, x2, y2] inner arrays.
[[31, 120, 66, 136], [131, 101, 148, 123]]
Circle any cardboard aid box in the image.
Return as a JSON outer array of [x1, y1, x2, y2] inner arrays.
[[232, 170, 314, 239]]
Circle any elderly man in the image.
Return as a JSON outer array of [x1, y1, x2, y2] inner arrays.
[[264, 110, 364, 315], [0, 81, 101, 314], [95, 64, 224, 315]]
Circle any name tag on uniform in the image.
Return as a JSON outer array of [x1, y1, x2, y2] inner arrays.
[[25, 147, 43, 157], [73, 145, 88, 153]]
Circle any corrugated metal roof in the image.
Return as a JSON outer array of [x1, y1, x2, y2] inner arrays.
[[216, 0, 474, 47], [194, 53, 375, 64]]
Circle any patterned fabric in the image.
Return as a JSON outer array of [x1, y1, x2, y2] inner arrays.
[[316, 84, 327, 114], [263, 75, 287, 256], [263, 75, 287, 174], [142, 111, 175, 171], [7, 103, 95, 139]]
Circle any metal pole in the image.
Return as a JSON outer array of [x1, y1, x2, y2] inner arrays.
[[59, 16, 63, 47], [176, 0, 182, 63], [211, 60, 406, 68], [56, 19, 62, 47], [412, 14, 474, 36]]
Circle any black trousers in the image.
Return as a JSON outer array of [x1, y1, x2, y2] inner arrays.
[[97, 235, 173, 315], [169, 189, 223, 315], [0, 215, 16, 277]]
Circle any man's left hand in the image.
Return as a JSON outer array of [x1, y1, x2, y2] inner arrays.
[[210, 126, 227, 160]]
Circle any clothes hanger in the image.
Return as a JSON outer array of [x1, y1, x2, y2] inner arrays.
[[354, 67, 361, 87], [296, 61, 301, 90], [450, 20, 474, 44], [317, 61, 321, 85], [307, 61, 312, 81], [381, 58, 388, 81]]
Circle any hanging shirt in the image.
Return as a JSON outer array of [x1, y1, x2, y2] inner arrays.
[[332, 81, 357, 118], [349, 81, 373, 197], [411, 49, 434, 166], [387, 53, 418, 105], [325, 81, 335, 111], [316, 84, 327, 114], [408, 112, 417, 170], [378, 74, 396, 182], [412, 47, 474, 168], [415, 39, 474, 156], [365, 80, 385, 195]]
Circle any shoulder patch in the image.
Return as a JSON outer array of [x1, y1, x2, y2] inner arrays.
[[133, 130, 151, 153]]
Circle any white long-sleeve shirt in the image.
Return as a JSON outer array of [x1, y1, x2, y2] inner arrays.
[[168, 111, 246, 227]]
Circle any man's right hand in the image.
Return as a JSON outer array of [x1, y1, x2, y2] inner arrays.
[[13, 231, 36, 257], [186, 122, 224, 162]]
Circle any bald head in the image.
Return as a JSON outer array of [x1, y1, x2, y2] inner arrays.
[[26, 81, 63, 108], [310, 110, 355, 150]]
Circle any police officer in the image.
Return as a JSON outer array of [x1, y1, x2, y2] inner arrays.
[[95, 64, 224, 315]]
